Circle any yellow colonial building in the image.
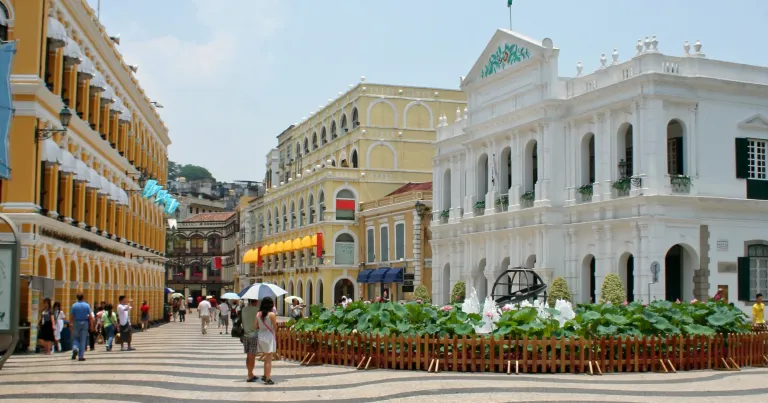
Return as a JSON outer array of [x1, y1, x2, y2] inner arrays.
[[1, 0, 170, 345], [358, 182, 433, 302], [241, 80, 463, 314]]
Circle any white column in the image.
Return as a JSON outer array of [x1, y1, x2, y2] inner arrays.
[[451, 156, 462, 221], [566, 121, 577, 205], [431, 243, 441, 304], [631, 222, 643, 302], [432, 159, 441, 219], [602, 111, 614, 201], [412, 210, 422, 287], [465, 146, 476, 216], [687, 103, 699, 196]]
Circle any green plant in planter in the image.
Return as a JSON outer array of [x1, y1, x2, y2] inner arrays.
[[439, 210, 450, 219], [670, 175, 692, 187], [548, 277, 572, 307], [578, 184, 593, 195], [520, 190, 535, 201], [612, 177, 631, 192], [451, 281, 466, 303], [413, 285, 431, 304], [495, 194, 509, 206], [473, 200, 485, 210], [599, 273, 626, 305]]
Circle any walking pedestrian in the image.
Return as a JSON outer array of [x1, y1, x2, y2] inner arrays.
[[753, 293, 765, 331], [70, 293, 92, 361], [196, 296, 203, 317], [37, 298, 55, 355], [117, 296, 136, 351], [172, 299, 179, 322], [178, 298, 187, 322], [241, 299, 260, 382], [255, 296, 277, 385], [218, 300, 230, 334], [102, 304, 118, 351], [140, 301, 150, 331], [209, 297, 217, 322], [52, 301, 65, 353], [198, 297, 212, 334]]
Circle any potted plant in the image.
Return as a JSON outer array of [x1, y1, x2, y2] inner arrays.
[[520, 190, 535, 207], [578, 183, 593, 201], [473, 200, 485, 213], [670, 174, 692, 187], [439, 209, 449, 222], [612, 177, 631, 193], [495, 194, 509, 211]]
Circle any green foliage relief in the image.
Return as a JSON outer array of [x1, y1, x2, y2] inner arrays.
[[480, 43, 532, 79]]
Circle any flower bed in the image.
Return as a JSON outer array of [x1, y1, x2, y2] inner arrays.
[[280, 300, 767, 373]]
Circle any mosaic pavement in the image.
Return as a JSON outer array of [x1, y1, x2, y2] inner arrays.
[[1, 312, 767, 402]]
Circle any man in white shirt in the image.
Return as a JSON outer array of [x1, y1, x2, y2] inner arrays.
[[197, 298, 211, 334], [218, 301, 230, 334], [116, 295, 135, 351]]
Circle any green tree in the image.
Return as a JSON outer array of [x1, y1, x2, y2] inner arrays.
[[179, 164, 215, 182], [547, 277, 572, 307], [451, 281, 466, 303], [167, 160, 181, 180], [413, 285, 431, 304], [599, 273, 627, 305]]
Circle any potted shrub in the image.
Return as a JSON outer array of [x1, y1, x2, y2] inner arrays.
[[547, 277, 572, 307], [520, 190, 535, 207], [495, 194, 509, 211], [413, 285, 432, 304], [451, 281, 466, 303], [439, 209, 449, 222], [473, 200, 485, 214], [611, 177, 631, 194], [599, 273, 627, 305], [670, 174, 692, 192], [578, 184, 593, 201]]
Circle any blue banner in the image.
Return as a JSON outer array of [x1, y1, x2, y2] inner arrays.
[[141, 180, 179, 215], [0, 41, 16, 180]]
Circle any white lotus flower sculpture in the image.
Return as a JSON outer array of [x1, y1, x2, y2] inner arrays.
[[461, 286, 481, 316], [477, 296, 500, 334]]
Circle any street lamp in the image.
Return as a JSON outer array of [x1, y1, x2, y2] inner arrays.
[[414, 200, 427, 216], [35, 107, 73, 141], [617, 159, 627, 178]]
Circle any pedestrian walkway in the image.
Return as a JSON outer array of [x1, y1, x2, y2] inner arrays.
[[0, 317, 767, 402]]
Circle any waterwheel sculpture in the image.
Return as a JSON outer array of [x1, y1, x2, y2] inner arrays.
[[490, 267, 548, 306]]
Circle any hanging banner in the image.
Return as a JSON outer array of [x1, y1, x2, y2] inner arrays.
[[141, 179, 179, 214], [0, 41, 17, 180]]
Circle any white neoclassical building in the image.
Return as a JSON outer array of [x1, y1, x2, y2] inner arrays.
[[430, 29, 768, 316]]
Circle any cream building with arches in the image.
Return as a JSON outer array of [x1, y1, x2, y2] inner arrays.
[[2, 0, 169, 346], [241, 80, 464, 314]]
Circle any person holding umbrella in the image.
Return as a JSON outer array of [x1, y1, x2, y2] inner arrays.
[[287, 296, 305, 320], [238, 283, 286, 384]]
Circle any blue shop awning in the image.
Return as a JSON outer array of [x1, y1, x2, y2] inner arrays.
[[368, 268, 390, 283], [382, 268, 404, 283], [357, 269, 374, 283]]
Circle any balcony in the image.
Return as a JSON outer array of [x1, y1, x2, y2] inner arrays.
[[669, 175, 692, 194]]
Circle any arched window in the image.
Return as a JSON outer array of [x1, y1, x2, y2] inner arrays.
[[351, 150, 358, 168], [312, 132, 318, 150], [335, 233, 355, 265], [0, 4, 9, 42], [321, 127, 327, 145], [298, 198, 305, 226], [335, 189, 355, 221], [190, 235, 204, 254], [308, 194, 315, 224], [172, 235, 186, 252], [190, 261, 203, 278], [281, 204, 288, 231], [290, 201, 296, 229], [318, 191, 325, 222], [331, 121, 337, 140], [352, 108, 359, 128], [257, 215, 264, 241], [207, 235, 222, 254], [340, 114, 348, 134], [248, 212, 256, 241], [266, 211, 272, 235], [295, 142, 301, 157], [303, 137, 309, 155], [273, 207, 279, 233]]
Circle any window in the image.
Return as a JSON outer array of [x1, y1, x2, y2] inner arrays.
[[331, 121, 337, 140], [352, 108, 360, 128], [341, 114, 348, 134], [312, 132, 318, 150], [207, 236, 221, 252], [380, 226, 389, 262], [335, 189, 355, 220], [395, 222, 405, 261], [173, 236, 186, 252], [334, 233, 355, 265], [321, 127, 327, 145], [748, 139, 767, 180], [317, 192, 324, 222], [190, 236, 204, 253], [739, 244, 768, 301], [366, 228, 375, 262], [308, 194, 315, 224]]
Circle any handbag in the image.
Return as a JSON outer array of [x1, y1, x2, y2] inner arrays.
[[230, 312, 244, 338]]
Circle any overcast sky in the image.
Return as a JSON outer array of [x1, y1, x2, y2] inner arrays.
[[89, 0, 768, 182]]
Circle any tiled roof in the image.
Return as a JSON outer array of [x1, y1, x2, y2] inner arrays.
[[180, 212, 236, 223], [386, 182, 432, 196]]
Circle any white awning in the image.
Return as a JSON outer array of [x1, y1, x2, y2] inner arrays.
[[74, 159, 90, 182], [41, 138, 63, 164], [86, 167, 100, 188], [47, 17, 67, 49], [77, 57, 96, 78], [60, 149, 77, 174], [90, 73, 107, 92], [63, 38, 83, 64]]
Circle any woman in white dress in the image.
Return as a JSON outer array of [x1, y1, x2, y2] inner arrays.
[[255, 296, 277, 385], [52, 302, 65, 352]]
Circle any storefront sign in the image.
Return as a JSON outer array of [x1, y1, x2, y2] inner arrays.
[[141, 179, 179, 214]]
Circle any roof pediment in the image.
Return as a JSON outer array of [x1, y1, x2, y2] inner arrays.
[[738, 114, 768, 131], [462, 29, 555, 87]]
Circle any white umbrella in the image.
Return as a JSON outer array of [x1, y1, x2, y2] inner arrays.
[[221, 292, 241, 300], [284, 295, 304, 304], [240, 283, 288, 301]]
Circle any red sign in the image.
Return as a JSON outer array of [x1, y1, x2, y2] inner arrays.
[[336, 199, 355, 210], [316, 232, 324, 259]]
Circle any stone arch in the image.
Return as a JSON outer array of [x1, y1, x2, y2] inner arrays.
[[36, 250, 50, 277], [476, 153, 489, 198], [306, 279, 313, 308], [296, 279, 303, 306], [350, 148, 359, 168], [68, 260, 78, 283], [472, 258, 488, 301], [288, 279, 295, 299], [54, 258, 65, 281], [524, 254, 536, 269], [499, 147, 512, 193], [618, 252, 635, 302], [315, 277, 324, 305], [524, 140, 538, 192], [666, 119, 687, 176], [279, 280, 287, 315], [338, 149, 348, 167], [442, 168, 452, 211], [333, 185, 359, 205], [332, 275, 356, 304], [582, 254, 596, 303], [616, 122, 634, 177], [333, 229, 358, 265], [0, 1, 15, 23], [366, 141, 397, 170], [664, 243, 698, 302], [403, 101, 434, 129], [366, 98, 397, 127], [580, 132, 596, 188]]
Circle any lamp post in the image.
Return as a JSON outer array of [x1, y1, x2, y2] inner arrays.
[[35, 107, 73, 141], [617, 159, 627, 179]]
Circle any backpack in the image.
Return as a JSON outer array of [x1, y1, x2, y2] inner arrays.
[[231, 310, 244, 338]]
